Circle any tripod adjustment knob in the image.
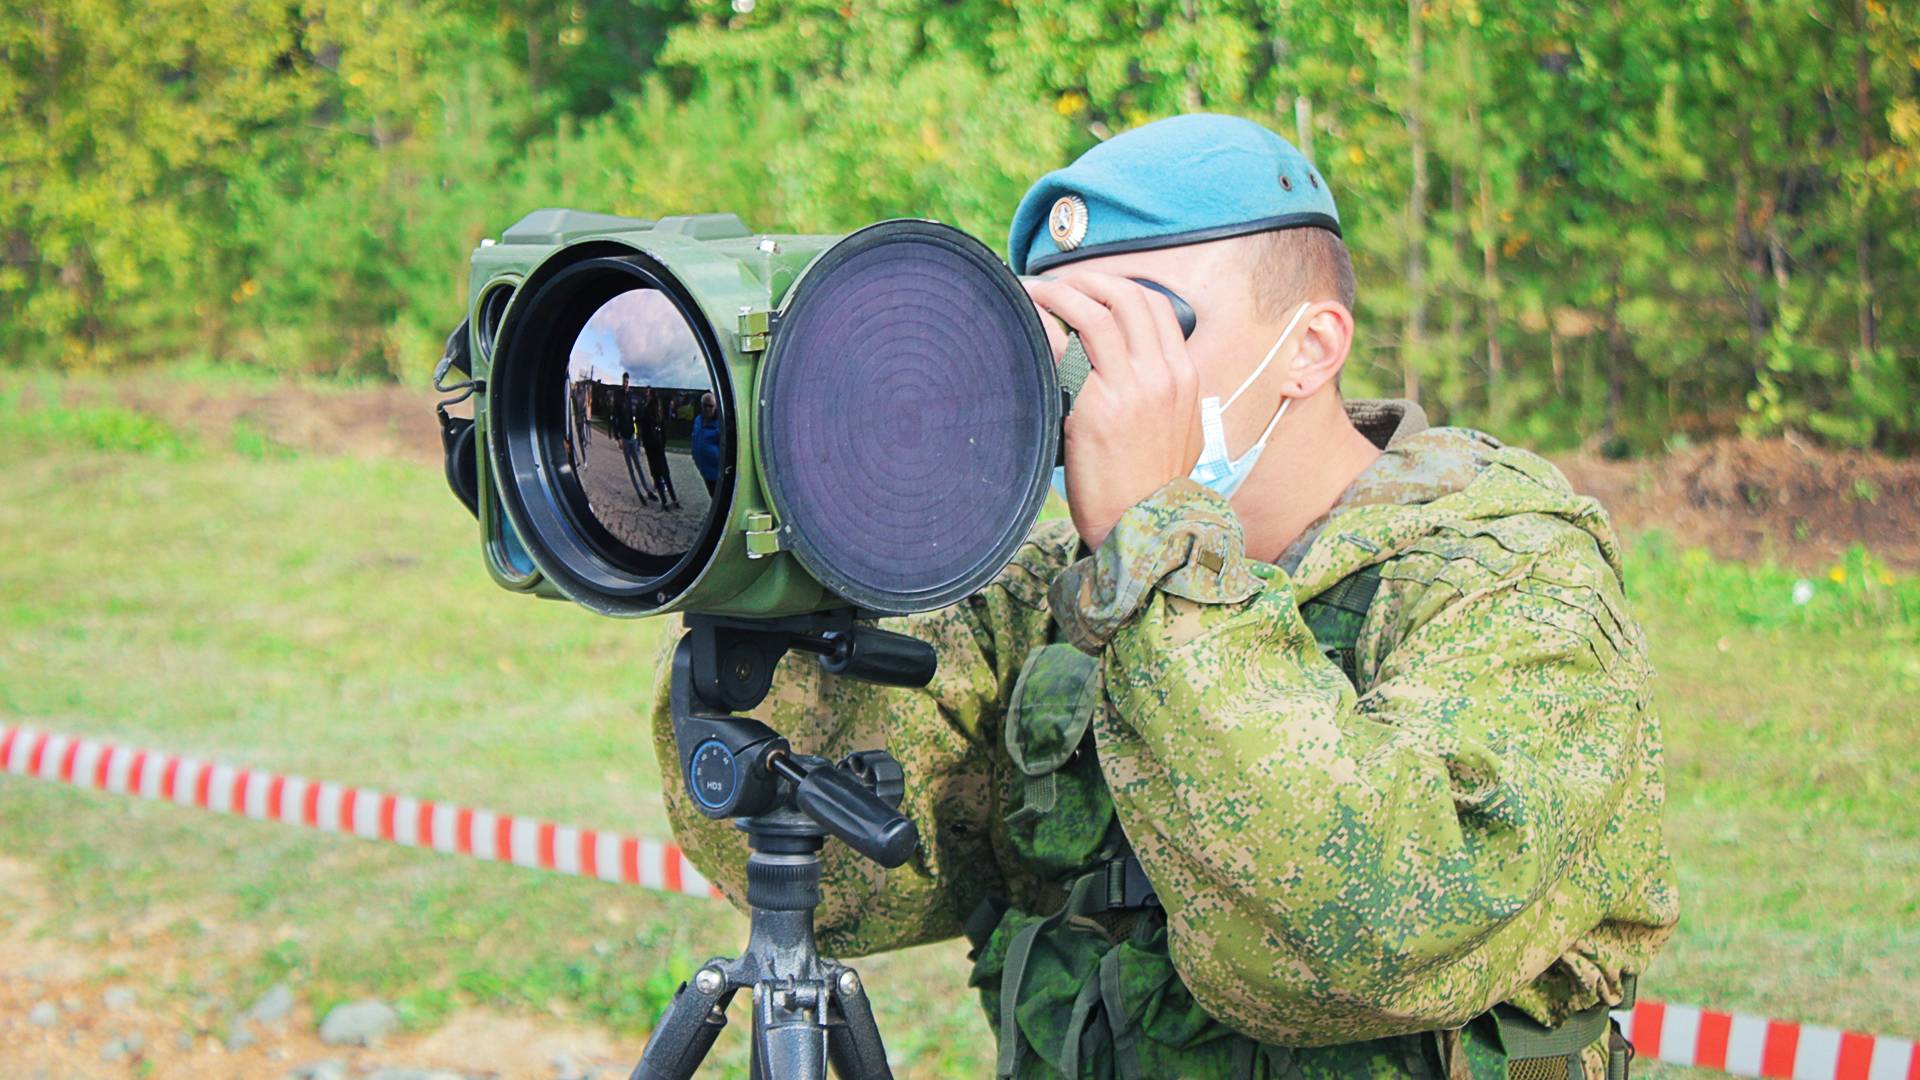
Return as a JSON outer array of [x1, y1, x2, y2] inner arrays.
[[793, 766, 920, 868], [839, 750, 905, 810]]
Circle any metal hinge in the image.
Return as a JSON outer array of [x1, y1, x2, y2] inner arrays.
[[737, 308, 772, 353], [744, 511, 786, 558]]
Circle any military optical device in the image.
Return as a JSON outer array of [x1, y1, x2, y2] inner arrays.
[[440, 208, 1062, 622]]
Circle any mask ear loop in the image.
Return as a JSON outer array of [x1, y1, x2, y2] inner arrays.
[[1217, 302, 1311, 474], [1242, 397, 1291, 461], [1223, 302, 1312, 412]]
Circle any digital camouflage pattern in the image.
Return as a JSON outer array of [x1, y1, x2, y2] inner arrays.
[[647, 400, 1678, 1077]]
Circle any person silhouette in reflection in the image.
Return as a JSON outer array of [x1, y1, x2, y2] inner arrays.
[[618, 373, 655, 504], [641, 389, 681, 509], [691, 391, 722, 497]]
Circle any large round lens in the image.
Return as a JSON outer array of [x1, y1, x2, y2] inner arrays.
[[560, 289, 721, 572], [487, 250, 734, 615], [759, 220, 1057, 614]]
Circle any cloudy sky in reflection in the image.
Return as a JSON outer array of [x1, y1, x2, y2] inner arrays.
[[567, 289, 708, 388]]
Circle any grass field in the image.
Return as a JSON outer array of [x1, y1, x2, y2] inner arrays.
[[1, 379, 1916, 1077]]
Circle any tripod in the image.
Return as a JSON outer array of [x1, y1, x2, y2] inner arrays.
[[632, 612, 937, 1080]]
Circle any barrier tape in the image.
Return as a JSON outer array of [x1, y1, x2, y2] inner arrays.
[[1616, 1000, 1916, 1080], [0, 723, 717, 900], [4, 723, 1915, 1078]]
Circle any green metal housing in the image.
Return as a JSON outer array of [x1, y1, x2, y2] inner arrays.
[[464, 209, 845, 617]]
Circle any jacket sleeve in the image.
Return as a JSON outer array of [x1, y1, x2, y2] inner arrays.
[[1050, 479, 1668, 1046], [646, 524, 1074, 957]]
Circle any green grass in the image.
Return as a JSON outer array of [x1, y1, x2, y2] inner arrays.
[[0, 383, 197, 458], [0, 392, 1914, 1077]]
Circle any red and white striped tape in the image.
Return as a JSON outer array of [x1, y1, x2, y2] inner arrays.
[[4, 723, 1916, 1078], [0, 724, 717, 900], [1615, 999, 1916, 1080]]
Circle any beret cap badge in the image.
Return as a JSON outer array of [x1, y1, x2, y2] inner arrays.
[[1047, 194, 1089, 251]]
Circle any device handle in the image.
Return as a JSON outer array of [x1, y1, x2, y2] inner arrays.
[[793, 767, 919, 868], [818, 627, 937, 688]]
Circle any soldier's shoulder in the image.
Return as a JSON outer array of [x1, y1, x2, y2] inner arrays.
[[1381, 509, 1648, 679]]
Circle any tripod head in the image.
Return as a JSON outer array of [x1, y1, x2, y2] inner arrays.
[[669, 611, 935, 865], [638, 613, 937, 1080]]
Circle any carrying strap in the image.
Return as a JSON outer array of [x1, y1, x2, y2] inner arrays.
[[1057, 946, 1149, 1080], [1298, 562, 1385, 687], [996, 872, 1109, 1077], [1494, 999, 1614, 1062], [1494, 978, 1638, 1080]]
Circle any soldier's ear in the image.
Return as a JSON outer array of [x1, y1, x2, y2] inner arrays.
[[1278, 302, 1352, 400]]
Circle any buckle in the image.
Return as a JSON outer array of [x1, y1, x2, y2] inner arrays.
[[1115, 856, 1159, 909]]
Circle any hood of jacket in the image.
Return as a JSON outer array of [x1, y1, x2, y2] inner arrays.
[[1288, 402, 1625, 602]]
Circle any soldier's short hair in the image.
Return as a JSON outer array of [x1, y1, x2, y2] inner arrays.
[[1245, 227, 1357, 321]]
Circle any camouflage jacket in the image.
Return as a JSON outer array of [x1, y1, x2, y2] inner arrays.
[[648, 400, 1678, 1050]]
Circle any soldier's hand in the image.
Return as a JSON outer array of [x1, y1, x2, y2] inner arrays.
[[1023, 271, 1201, 551]]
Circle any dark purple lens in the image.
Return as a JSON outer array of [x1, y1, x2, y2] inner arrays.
[[760, 222, 1056, 613]]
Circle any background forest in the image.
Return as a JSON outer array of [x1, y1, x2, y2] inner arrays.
[[3, 0, 1918, 454]]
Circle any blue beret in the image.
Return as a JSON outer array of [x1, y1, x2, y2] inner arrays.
[[1008, 113, 1340, 275]]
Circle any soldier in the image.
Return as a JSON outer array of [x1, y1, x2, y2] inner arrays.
[[640, 389, 681, 510], [618, 373, 655, 505], [650, 114, 1678, 1079], [691, 391, 722, 497]]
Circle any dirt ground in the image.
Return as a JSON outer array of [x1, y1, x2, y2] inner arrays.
[[63, 373, 1920, 574], [1555, 436, 1920, 572], [0, 856, 641, 1080]]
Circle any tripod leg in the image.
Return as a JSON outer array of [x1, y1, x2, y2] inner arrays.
[[632, 965, 734, 1080], [826, 967, 894, 1080]]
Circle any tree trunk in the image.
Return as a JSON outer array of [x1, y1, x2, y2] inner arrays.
[[1549, 326, 1564, 397], [1294, 95, 1314, 164], [1461, 43, 1503, 421], [1605, 282, 1626, 440], [1183, 0, 1202, 111], [1402, 0, 1427, 406], [1478, 164, 1502, 419], [1852, 0, 1878, 366], [1732, 4, 1768, 379], [1449, 162, 1467, 377], [1734, 172, 1768, 369]]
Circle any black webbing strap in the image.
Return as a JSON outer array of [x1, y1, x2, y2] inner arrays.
[[1298, 562, 1385, 688], [1310, 562, 1385, 615]]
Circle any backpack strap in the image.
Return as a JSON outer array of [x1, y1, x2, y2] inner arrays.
[[1493, 997, 1617, 1080], [1298, 562, 1386, 688]]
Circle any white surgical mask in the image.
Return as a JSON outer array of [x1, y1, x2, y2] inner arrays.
[[1050, 302, 1310, 505]]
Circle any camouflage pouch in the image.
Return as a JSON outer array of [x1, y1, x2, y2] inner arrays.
[[1003, 643, 1113, 877], [968, 908, 1451, 1080]]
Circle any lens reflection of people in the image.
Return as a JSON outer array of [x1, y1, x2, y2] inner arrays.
[[691, 392, 722, 497], [641, 390, 681, 509], [618, 373, 655, 504]]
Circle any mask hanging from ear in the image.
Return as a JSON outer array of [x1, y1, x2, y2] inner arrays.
[[1185, 300, 1310, 498]]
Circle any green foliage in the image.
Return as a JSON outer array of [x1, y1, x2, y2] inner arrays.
[[3, 0, 1919, 450], [231, 418, 298, 460]]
